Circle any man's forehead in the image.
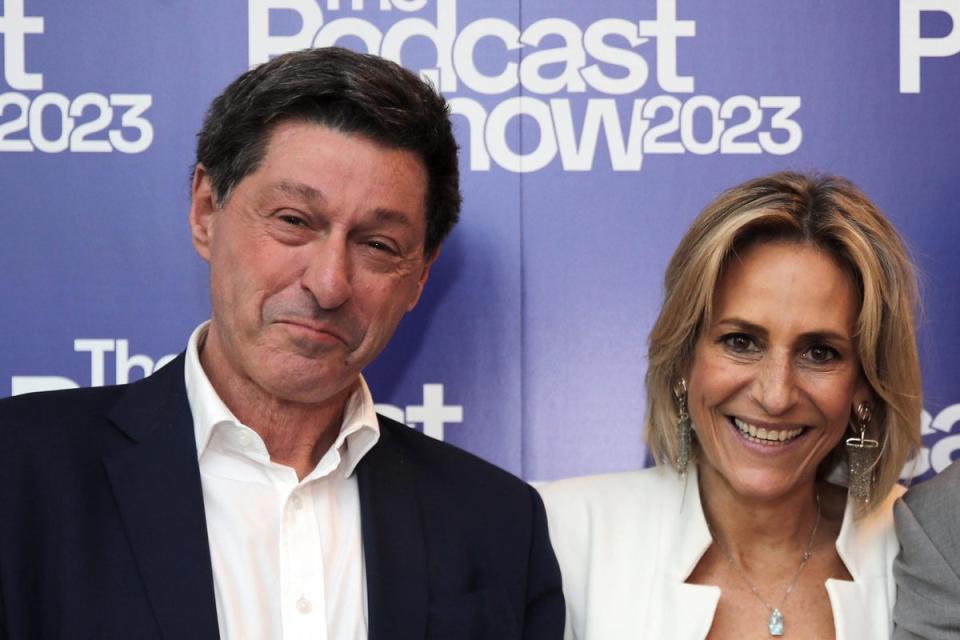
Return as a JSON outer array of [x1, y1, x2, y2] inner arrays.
[[260, 120, 422, 166], [234, 122, 429, 232]]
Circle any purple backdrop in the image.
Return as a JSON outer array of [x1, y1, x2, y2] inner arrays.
[[1, 0, 958, 482]]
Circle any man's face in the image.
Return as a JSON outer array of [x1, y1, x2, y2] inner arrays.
[[190, 121, 434, 406]]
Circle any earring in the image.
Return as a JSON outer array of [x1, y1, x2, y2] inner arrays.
[[846, 402, 879, 503], [673, 378, 691, 476]]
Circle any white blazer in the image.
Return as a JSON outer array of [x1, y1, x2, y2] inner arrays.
[[539, 466, 903, 640]]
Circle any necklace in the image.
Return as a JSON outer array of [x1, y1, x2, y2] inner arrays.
[[708, 491, 821, 637]]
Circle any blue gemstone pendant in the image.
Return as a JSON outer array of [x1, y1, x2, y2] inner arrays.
[[768, 609, 784, 636]]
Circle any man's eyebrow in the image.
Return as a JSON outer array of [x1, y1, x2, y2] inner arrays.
[[269, 181, 325, 202], [371, 208, 416, 228], [265, 182, 419, 230]]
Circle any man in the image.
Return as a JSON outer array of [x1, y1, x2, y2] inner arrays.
[[893, 460, 960, 639], [0, 47, 563, 639]]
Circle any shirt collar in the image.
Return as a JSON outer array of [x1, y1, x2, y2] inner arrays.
[[183, 321, 380, 477]]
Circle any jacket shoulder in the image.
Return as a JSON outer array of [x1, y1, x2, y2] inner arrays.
[[538, 465, 677, 520], [367, 415, 551, 574], [0, 385, 141, 481], [0, 355, 186, 457], [375, 413, 532, 495], [537, 466, 683, 559], [0, 384, 128, 432], [901, 460, 960, 518]]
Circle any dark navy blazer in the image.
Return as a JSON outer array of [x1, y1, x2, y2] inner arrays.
[[0, 355, 564, 639]]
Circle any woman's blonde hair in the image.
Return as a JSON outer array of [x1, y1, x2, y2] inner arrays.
[[645, 171, 922, 512]]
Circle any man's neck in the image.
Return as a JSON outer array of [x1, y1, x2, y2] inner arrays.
[[199, 338, 355, 481]]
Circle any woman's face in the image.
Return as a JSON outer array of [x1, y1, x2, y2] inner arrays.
[[687, 240, 869, 502]]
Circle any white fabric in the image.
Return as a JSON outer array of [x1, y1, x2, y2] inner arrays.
[[184, 322, 380, 640], [539, 465, 903, 640]]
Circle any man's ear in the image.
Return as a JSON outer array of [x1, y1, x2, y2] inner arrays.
[[406, 246, 440, 312], [189, 164, 217, 263]]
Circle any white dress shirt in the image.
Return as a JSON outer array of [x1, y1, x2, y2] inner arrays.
[[184, 322, 380, 640], [539, 465, 903, 640]]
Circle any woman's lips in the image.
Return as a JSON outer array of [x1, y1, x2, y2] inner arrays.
[[731, 416, 806, 445]]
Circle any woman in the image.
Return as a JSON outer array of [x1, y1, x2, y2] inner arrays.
[[540, 172, 922, 639]]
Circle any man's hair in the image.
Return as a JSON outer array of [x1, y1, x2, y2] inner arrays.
[[195, 46, 461, 255], [644, 171, 922, 515]]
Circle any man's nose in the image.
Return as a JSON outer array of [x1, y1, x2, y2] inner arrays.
[[301, 239, 353, 310], [752, 352, 798, 416]]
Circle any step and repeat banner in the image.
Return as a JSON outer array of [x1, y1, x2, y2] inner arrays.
[[1, 0, 958, 482]]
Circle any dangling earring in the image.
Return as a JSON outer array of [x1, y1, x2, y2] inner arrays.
[[846, 402, 879, 503], [673, 378, 691, 476]]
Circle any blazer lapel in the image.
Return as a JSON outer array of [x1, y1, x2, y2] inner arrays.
[[358, 421, 428, 640], [103, 355, 220, 639], [660, 468, 721, 640]]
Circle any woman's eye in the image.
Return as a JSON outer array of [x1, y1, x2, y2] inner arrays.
[[722, 333, 758, 353], [805, 344, 840, 363]]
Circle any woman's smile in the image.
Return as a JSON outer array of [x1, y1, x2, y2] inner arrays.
[[687, 240, 869, 501]]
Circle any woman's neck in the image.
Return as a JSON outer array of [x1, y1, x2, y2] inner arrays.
[[696, 463, 821, 562]]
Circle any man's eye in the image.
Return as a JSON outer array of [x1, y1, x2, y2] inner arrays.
[[279, 214, 306, 227], [721, 333, 758, 353], [366, 240, 397, 254]]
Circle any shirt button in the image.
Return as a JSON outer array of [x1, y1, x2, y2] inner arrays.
[[296, 597, 312, 614], [236, 429, 251, 447], [291, 494, 304, 510]]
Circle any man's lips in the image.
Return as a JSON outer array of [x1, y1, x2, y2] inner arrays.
[[730, 416, 807, 444], [275, 318, 352, 346]]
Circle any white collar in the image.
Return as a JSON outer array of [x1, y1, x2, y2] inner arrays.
[[669, 465, 901, 639], [183, 321, 380, 478]]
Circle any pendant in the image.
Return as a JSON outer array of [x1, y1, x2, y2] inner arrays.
[[768, 608, 784, 636]]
